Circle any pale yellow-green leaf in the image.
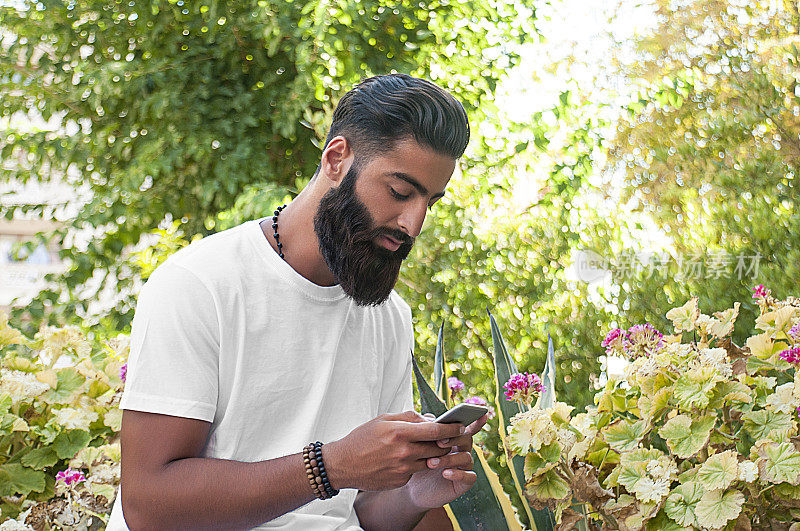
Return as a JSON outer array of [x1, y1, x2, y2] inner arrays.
[[664, 481, 703, 528], [666, 298, 699, 333], [103, 408, 122, 431], [757, 441, 800, 485], [659, 415, 715, 459], [0, 314, 27, 349], [766, 382, 800, 414], [89, 481, 117, 502], [716, 380, 752, 405], [525, 467, 571, 503], [604, 420, 648, 453], [694, 489, 744, 529], [36, 369, 58, 389], [696, 450, 738, 491], [11, 417, 28, 432], [673, 367, 719, 410], [746, 333, 782, 359], [795, 370, 800, 401], [742, 409, 792, 441], [709, 303, 740, 339], [754, 306, 794, 334]]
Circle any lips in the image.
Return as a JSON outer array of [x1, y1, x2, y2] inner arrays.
[[379, 234, 403, 252]]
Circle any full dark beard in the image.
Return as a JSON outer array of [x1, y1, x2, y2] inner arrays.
[[313, 167, 414, 306]]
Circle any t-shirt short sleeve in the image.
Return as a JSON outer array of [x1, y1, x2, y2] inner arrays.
[[120, 262, 220, 422]]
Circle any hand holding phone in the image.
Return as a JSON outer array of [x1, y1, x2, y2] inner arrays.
[[434, 403, 489, 426]]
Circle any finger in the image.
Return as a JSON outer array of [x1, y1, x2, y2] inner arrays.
[[465, 414, 489, 436], [394, 420, 464, 442], [382, 410, 427, 423], [427, 451, 473, 470], [422, 413, 435, 420], [413, 442, 452, 461], [437, 432, 473, 449], [442, 469, 478, 487]]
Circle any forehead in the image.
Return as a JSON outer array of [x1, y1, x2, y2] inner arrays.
[[361, 139, 457, 194]]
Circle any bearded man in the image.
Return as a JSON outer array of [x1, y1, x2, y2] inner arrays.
[[108, 73, 487, 530]]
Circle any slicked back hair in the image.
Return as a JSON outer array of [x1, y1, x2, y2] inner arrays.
[[318, 74, 470, 173]]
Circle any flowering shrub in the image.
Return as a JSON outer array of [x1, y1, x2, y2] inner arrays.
[[0, 315, 127, 528], [508, 290, 800, 529]]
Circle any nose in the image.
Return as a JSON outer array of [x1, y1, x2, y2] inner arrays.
[[397, 200, 428, 239]]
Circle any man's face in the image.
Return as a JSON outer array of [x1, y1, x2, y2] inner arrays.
[[314, 139, 456, 306]]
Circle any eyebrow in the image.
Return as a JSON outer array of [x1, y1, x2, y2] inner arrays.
[[388, 172, 446, 200]]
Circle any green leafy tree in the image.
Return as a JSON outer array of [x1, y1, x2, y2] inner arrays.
[[605, 0, 800, 338], [0, 0, 533, 329]]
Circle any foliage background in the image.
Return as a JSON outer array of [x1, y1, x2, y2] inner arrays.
[[1, 0, 799, 527]]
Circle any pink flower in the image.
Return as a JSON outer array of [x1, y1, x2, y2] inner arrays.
[[56, 467, 86, 487], [789, 323, 800, 343], [464, 395, 495, 419], [624, 323, 664, 359], [752, 285, 770, 299], [601, 328, 625, 355], [119, 363, 127, 383], [779, 347, 800, 364], [447, 376, 465, 395], [503, 372, 544, 406]]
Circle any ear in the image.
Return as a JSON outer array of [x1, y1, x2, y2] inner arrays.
[[320, 136, 353, 185]]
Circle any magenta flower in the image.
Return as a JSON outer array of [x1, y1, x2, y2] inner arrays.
[[779, 347, 800, 364], [119, 363, 127, 383], [464, 395, 495, 419], [624, 323, 664, 359], [601, 328, 626, 355], [752, 285, 770, 299], [447, 376, 465, 395], [503, 372, 544, 406], [56, 467, 86, 487], [789, 323, 800, 343]]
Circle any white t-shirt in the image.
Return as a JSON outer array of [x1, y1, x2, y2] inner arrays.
[[107, 218, 415, 530]]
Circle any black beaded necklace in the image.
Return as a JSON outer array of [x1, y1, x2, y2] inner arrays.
[[271, 204, 287, 260]]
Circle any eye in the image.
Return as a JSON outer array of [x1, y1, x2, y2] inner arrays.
[[389, 187, 411, 200]]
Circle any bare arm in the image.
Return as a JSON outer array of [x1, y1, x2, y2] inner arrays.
[[120, 410, 317, 530], [120, 410, 463, 530]]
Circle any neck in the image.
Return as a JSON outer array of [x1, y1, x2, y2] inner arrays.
[[260, 189, 338, 287]]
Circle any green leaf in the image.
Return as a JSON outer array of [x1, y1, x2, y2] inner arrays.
[[604, 419, 647, 453], [52, 429, 92, 460], [525, 468, 571, 504], [742, 409, 792, 441], [523, 441, 562, 476], [756, 441, 800, 485], [433, 323, 449, 404], [535, 335, 557, 410], [663, 481, 703, 528], [0, 463, 46, 497], [696, 450, 738, 491], [658, 415, 714, 459], [694, 489, 744, 529], [413, 351, 519, 530], [673, 369, 718, 410], [20, 447, 58, 470], [488, 311, 548, 529], [617, 461, 647, 492], [42, 368, 86, 404]]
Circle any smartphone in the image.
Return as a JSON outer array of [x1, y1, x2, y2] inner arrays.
[[435, 403, 489, 426]]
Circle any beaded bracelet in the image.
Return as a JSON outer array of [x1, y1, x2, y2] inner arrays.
[[302, 441, 339, 499], [313, 441, 339, 498]]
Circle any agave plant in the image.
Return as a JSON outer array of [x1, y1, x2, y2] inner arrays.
[[412, 316, 566, 530]]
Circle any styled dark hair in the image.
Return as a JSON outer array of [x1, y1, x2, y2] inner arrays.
[[320, 73, 470, 168]]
